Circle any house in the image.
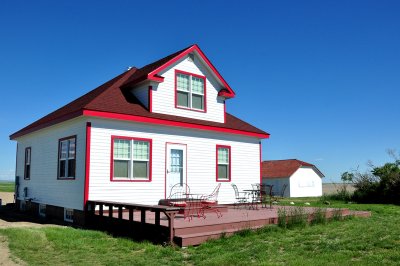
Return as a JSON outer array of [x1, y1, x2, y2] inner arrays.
[[261, 159, 324, 197], [10, 44, 269, 224]]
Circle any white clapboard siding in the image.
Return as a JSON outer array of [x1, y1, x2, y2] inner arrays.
[[14, 117, 86, 210], [151, 55, 225, 123], [88, 118, 260, 205], [290, 167, 323, 197]]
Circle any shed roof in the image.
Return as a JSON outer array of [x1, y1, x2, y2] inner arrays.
[[261, 159, 324, 179]]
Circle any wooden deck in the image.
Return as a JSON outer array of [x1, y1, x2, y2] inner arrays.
[[86, 201, 371, 247]]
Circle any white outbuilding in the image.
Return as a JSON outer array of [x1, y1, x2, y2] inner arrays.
[[262, 159, 324, 198]]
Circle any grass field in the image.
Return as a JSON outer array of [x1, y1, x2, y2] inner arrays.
[[1, 198, 399, 265], [0, 182, 14, 192]]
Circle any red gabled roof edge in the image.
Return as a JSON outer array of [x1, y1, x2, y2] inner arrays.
[[261, 159, 324, 179], [123, 44, 236, 98]]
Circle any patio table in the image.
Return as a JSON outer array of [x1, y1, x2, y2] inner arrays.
[[243, 189, 261, 210]]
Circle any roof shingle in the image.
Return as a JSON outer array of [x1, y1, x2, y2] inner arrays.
[[262, 159, 323, 179]]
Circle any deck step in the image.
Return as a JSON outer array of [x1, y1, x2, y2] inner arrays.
[[175, 227, 263, 247]]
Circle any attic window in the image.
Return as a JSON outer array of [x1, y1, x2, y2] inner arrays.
[[175, 70, 206, 112]]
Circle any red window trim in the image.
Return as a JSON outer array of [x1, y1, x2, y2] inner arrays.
[[110, 135, 153, 182], [175, 69, 207, 113], [57, 135, 77, 180], [24, 147, 31, 180], [216, 145, 231, 182]]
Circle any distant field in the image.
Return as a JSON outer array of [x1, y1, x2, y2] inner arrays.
[[0, 182, 14, 192], [322, 183, 355, 194]]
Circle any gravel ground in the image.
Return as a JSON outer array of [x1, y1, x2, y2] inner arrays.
[[0, 192, 14, 206]]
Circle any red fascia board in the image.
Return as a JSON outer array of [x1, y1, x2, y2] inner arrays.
[[218, 90, 234, 98], [148, 45, 236, 98], [9, 110, 84, 140], [82, 110, 270, 139]]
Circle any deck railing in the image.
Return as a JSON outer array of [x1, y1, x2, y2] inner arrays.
[[85, 200, 181, 245]]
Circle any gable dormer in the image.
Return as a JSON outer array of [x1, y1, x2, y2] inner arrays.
[[127, 45, 235, 123]]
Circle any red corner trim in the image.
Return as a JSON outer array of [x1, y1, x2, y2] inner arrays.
[[83, 122, 91, 208], [148, 45, 235, 98], [216, 145, 232, 182], [259, 141, 262, 185], [83, 110, 269, 139], [110, 135, 153, 182]]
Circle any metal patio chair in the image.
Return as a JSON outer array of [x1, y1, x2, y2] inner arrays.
[[271, 184, 287, 202], [166, 183, 190, 219], [200, 183, 222, 218], [231, 184, 249, 208]]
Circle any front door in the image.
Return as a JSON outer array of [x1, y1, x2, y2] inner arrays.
[[166, 144, 187, 196]]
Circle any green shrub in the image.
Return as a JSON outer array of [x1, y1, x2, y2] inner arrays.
[[277, 208, 287, 229], [311, 208, 327, 225], [286, 207, 307, 228]]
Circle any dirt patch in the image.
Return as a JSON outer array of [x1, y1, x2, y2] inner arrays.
[[0, 235, 25, 265], [0, 192, 14, 205]]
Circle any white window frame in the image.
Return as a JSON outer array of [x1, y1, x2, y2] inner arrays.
[[58, 136, 76, 179], [176, 71, 205, 111], [112, 137, 152, 181], [64, 208, 74, 222], [24, 147, 31, 180], [39, 204, 46, 217]]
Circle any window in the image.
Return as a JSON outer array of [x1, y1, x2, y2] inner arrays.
[[64, 208, 74, 222], [58, 136, 76, 179], [111, 137, 152, 181], [24, 147, 31, 180], [216, 145, 231, 181], [39, 204, 46, 217], [176, 70, 206, 111]]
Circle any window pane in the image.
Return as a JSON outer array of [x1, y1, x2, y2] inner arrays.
[[218, 165, 228, 179], [177, 91, 189, 107], [68, 159, 75, 177], [25, 165, 30, 179], [192, 77, 204, 94], [60, 141, 68, 159], [133, 161, 148, 178], [114, 160, 129, 178], [177, 74, 190, 91], [133, 141, 149, 160], [218, 148, 229, 164], [68, 139, 76, 158], [192, 94, 204, 110], [59, 160, 66, 177], [25, 149, 31, 164], [114, 139, 131, 159]]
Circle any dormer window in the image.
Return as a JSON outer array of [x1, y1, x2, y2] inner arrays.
[[175, 70, 206, 112]]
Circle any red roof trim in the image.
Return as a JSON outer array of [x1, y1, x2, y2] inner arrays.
[[148, 45, 236, 98], [83, 110, 270, 138], [218, 89, 234, 98]]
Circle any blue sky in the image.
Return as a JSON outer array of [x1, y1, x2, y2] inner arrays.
[[0, 1, 399, 182]]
